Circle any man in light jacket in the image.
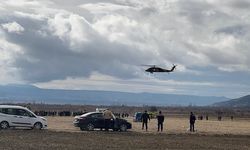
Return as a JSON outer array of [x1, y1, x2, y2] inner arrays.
[[103, 109, 113, 131]]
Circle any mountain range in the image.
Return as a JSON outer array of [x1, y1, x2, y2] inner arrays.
[[213, 95, 250, 107], [0, 84, 230, 106]]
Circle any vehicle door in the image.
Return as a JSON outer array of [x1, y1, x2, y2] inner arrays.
[[0, 108, 16, 126], [1, 108, 25, 127], [90, 113, 105, 128], [12, 109, 36, 127]]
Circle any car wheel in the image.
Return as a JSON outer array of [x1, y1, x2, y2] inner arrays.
[[86, 123, 94, 131], [120, 124, 127, 132], [0, 121, 9, 129], [33, 122, 42, 130], [80, 126, 85, 131], [113, 128, 119, 131]]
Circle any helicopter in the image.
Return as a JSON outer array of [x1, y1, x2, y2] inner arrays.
[[144, 64, 177, 74]]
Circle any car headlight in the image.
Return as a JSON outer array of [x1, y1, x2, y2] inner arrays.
[[41, 118, 47, 121]]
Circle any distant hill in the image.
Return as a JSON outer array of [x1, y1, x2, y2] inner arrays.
[[0, 84, 228, 106], [213, 95, 250, 107]]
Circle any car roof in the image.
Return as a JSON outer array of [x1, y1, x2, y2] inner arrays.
[[0, 105, 27, 109], [80, 112, 103, 117]]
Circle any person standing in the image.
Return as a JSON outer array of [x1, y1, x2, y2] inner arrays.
[[156, 111, 164, 132], [103, 109, 113, 131], [141, 110, 150, 131], [189, 112, 196, 132]]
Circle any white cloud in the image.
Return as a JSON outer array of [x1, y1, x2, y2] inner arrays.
[[34, 73, 185, 94], [0, 30, 23, 84], [1, 22, 25, 34], [79, 3, 133, 13], [0, 0, 250, 97], [14, 11, 46, 21], [48, 13, 93, 48], [35, 71, 250, 98], [218, 65, 250, 72], [3, 0, 52, 8], [92, 15, 138, 42]]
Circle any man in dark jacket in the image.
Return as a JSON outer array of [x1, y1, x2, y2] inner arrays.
[[189, 112, 196, 132], [157, 111, 164, 132], [141, 110, 150, 131]]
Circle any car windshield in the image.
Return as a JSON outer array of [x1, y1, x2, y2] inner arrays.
[[135, 112, 142, 116]]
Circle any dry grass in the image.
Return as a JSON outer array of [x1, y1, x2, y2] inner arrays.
[[47, 116, 250, 135], [130, 117, 250, 135], [1, 116, 250, 150]]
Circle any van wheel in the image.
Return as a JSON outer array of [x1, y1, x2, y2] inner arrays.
[[86, 123, 94, 131], [0, 121, 9, 129], [33, 122, 42, 130], [120, 124, 127, 132]]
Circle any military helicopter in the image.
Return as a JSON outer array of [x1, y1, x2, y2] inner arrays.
[[144, 64, 177, 74]]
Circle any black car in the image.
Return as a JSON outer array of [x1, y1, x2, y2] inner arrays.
[[73, 112, 132, 132]]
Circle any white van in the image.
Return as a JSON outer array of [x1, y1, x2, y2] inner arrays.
[[0, 105, 47, 130]]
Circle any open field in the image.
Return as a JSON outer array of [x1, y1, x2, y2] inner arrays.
[[1, 116, 250, 149], [48, 116, 250, 135]]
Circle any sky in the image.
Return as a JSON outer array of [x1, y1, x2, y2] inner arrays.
[[0, 0, 249, 98]]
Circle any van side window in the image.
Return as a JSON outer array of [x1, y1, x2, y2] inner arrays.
[[0, 108, 15, 115], [0, 108, 35, 117], [1, 108, 8, 114], [3, 108, 9, 114], [16, 109, 26, 116], [0, 108, 7, 114], [8, 108, 16, 115], [15, 109, 36, 117]]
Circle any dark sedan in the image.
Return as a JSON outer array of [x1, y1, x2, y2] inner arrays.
[[73, 112, 132, 132]]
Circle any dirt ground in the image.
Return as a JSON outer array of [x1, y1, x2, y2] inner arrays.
[[1, 116, 250, 150], [1, 130, 250, 150]]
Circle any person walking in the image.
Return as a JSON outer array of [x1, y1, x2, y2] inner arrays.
[[189, 112, 196, 132], [103, 109, 113, 131], [141, 110, 150, 131], [156, 111, 164, 132]]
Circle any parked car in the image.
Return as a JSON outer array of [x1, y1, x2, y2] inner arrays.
[[0, 105, 47, 130], [73, 112, 132, 132], [133, 112, 142, 122]]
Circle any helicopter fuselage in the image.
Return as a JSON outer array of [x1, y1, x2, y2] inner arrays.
[[145, 66, 176, 74]]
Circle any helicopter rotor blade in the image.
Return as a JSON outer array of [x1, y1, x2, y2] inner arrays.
[[140, 64, 156, 67]]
